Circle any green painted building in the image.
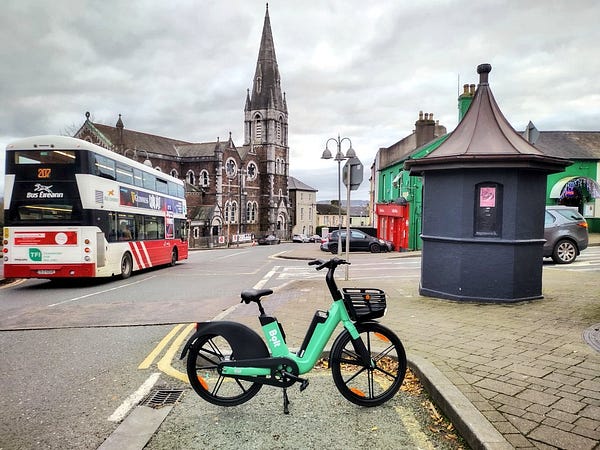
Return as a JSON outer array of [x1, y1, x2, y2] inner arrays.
[[375, 84, 600, 245], [375, 85, 474, 250]]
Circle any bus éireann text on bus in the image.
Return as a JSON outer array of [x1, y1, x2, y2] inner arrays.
[[3, 135, 189, 279]]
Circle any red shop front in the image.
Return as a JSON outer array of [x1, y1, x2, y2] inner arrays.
[[376, 203, 409, 251]]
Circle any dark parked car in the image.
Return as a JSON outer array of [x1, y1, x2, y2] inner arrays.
[[544, 206, 588, 264], [321, 229, 393, 254], [257, 234, 280, 245]]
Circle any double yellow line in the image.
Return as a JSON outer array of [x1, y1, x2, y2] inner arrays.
[[138, 323, 196, 383]]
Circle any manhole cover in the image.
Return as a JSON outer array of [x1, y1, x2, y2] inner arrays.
[[140, 389, 184, 408], [583, 323, 600, 353]]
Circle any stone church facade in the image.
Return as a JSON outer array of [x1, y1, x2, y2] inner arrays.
[[74, 6, 291, 245]]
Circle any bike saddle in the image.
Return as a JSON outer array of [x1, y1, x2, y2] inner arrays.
[[240, 288, 274, 303]]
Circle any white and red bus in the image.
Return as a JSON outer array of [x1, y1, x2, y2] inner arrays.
[[3, 135, 189, 279]]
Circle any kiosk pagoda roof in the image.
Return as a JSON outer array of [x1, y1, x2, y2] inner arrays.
[[405, 64, 570, 173]]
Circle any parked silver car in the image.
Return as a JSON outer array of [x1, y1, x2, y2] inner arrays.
[[544, 206, 589, 264]]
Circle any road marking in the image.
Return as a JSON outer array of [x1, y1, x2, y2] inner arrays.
[[394, 405, 436, 449], [254, 266, 279, 289], [0, 279, 26, 289], [108, 372, 160, 422], [217, 250, 249, 259], [143, 265, 282, 383], [138, 324, 184, 370], [157, 323, 195, 383], [47, 276, 156, 307]]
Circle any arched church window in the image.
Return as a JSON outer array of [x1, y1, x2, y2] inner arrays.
[[229, 201, 238, 223], [246, 201, 258, 223], [186, 170, 195, 185], [254, 114, 262, 141], [200, 170, 209, 187], [170, 169, 178, 178]]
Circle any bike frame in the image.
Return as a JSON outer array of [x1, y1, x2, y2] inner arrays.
[[219, 297, 361, 377]]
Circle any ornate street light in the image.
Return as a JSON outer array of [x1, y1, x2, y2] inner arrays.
[[321, 135, 356, 272]]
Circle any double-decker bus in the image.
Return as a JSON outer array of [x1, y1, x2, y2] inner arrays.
[[3, 135, 189, 279]]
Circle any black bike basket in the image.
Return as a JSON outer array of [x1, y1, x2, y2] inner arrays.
[[342, 288, 386, 321]]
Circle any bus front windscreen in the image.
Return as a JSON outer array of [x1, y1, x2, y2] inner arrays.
[[5, 149, 82, 225]]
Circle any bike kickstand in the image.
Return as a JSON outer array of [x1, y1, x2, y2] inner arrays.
[[282, 387, 290, 415]]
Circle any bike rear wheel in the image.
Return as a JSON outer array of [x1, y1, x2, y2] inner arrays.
[[186, 332, 263, 406], [329, 322, 406, 406]]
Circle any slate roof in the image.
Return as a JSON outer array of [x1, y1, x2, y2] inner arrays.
[[531, 131, 600, 160], [288, 176, 317, 192], [90, 122, 235, 160], [93, 123, 189, 157]]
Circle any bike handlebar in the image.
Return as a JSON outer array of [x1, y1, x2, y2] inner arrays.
[[308, 257, 349, 300], [308, 257, 350, 271]]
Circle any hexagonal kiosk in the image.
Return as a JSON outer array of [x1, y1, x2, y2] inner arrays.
[[405, 64, 570, 302]]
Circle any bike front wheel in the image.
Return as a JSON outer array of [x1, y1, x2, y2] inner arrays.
[[329, 322, 407, 407], [186, 332, 263, 406]]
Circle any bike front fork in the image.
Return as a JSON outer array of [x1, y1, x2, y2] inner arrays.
[[351, 335, 373, 367]]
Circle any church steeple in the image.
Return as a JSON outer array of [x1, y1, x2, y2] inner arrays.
[[243, 4, 290, 236], [249, 4, 284, 112]]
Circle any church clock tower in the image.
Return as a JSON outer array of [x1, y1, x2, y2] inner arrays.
[[244, 4, 290, 236]]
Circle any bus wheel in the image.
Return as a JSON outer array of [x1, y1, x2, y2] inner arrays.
[[170, 248, 178, 267], [120, 253, 133, 279]]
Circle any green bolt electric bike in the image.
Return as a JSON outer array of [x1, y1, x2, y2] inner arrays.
[[181, 257, 407, 413]]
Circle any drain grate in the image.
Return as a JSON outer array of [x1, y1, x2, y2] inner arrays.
[[140, 389, 184, 408], [583, 323, 600, 353]]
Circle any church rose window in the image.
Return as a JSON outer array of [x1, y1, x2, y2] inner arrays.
[[247, 162, 257, 180], [226, 158, 237, 178]]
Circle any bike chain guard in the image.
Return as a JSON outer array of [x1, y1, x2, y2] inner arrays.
[[218, 357, 303, 389]]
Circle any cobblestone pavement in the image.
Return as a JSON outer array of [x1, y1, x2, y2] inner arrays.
[[274, 237, 600, 449]]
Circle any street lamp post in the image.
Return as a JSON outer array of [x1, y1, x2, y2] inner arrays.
[[322, 135, 356, 278]]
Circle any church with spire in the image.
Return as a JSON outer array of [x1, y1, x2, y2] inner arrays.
[[74, 5, 292, 245]]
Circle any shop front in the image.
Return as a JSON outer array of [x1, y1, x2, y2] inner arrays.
[[376, 203, 409, 251]]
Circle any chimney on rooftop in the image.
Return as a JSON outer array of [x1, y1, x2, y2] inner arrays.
[[415, 111, 436, 148], [458, 82, 477, 122]]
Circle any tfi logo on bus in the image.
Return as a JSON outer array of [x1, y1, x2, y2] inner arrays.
[[26, 184, 64, 199], [29, 248, 42, 261]]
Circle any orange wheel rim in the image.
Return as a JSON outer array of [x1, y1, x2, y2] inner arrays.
[[198, 376, 209, 390], [374, 332, 390, 342], [350, 387, 366, 397]]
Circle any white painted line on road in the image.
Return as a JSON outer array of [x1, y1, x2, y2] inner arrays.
[[205, 265, 280, 321], [108, 372, 160, 423], [217, 250, 249, 259], [254, 266, 279, 289], [47, 276, 156, 307]]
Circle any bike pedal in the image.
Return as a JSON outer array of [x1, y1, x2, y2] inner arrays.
[[282, 370, 308, 389], [299, 379, 309, 391]]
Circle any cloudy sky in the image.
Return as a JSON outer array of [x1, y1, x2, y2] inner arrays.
[[1, 0, 599, 200]]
